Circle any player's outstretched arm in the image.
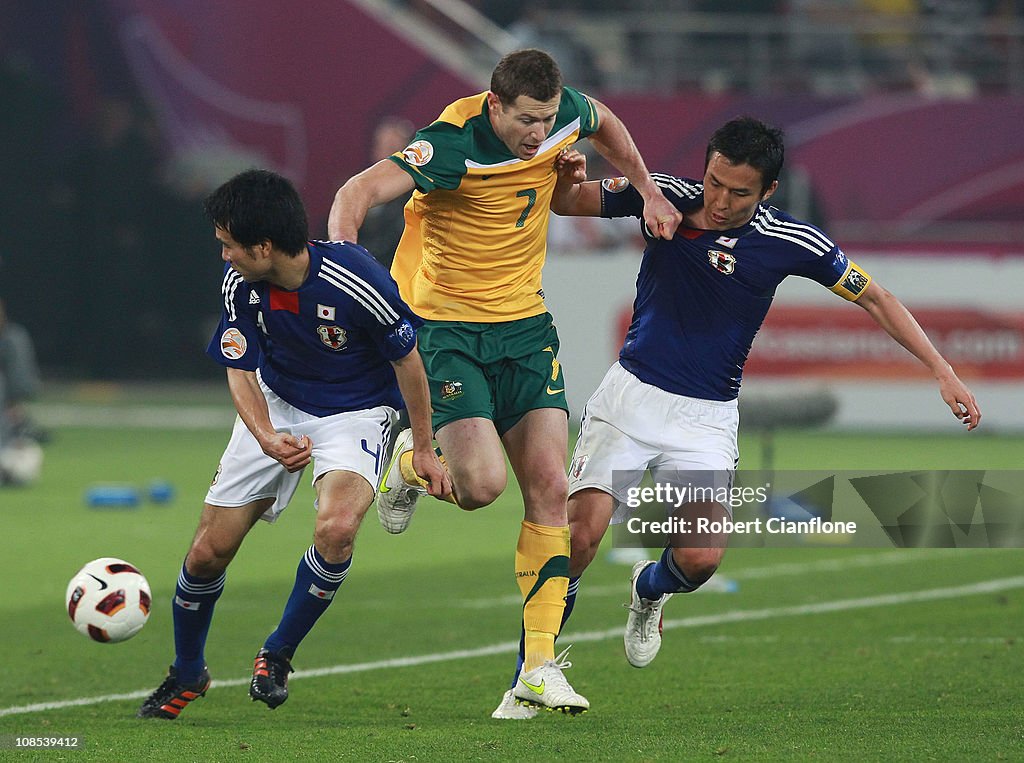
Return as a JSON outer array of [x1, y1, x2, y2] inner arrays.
[[855, 282, 981, 430], [390, 347, 452, 498], [225, 367, 312, 471], [328, 159, 416, 244], [587, 98, 681, 239]]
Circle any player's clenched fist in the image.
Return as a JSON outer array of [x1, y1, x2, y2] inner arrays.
[[263, 432, 312, 472]]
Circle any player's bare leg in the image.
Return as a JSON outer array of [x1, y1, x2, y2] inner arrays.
[[502, 408, 569, 526], [186, 499, 271, 577], [252, 471, 374, 709], [668, 500, 729, 585], [139, 499, 270, 719], [378, 417, 507, 533], [311, 469, 376, 563], [566, 488, 616, 578], [435, 417, 508, 509]]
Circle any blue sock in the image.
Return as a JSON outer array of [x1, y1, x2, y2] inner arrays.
[[562, 575, 581, 627], [636, 547, 700, 600], [511, 576, 580, 686], [172, 563, 226, 683], [263, 546, 350, 658], [511, 631, 525, 689]]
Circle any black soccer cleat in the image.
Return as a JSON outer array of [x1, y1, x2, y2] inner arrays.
[[137, 665, 211, 719], [249, 648, 293, 709]]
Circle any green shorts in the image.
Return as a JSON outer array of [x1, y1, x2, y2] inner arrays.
[[416, 312, 569, 436]]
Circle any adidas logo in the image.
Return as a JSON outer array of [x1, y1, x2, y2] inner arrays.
[[249, 292, 261, 305]]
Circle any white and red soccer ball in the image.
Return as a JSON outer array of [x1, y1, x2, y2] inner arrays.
[[66, 558, 151, 643]]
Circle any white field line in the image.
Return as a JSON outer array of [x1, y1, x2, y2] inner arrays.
[[699, 635, 1017, 645], [887, 636, 1016, 644], [2, 574, 1021, 718], [455, 548, 967, 609]]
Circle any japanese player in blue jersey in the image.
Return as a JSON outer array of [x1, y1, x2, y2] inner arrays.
[[138, 170, 450, 720], [500, 117, 981, 695]]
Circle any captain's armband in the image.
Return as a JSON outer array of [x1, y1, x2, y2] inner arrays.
[[829, 260, 872, 301]]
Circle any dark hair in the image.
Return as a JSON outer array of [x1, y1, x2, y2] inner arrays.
[[204, 169, 308, 255], [705, 117, 785, 193], [490, 48, 562, 105]]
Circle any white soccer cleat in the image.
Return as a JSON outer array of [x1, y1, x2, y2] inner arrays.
[[624, 560, 672, 668], [490, 689, 538, 720], [376, 428, 426, 534], [512, 646, 589, 715]]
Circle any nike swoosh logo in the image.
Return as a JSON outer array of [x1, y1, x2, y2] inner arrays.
[[379, 455, 397, 494], [520, 678, 545, 695], [481, 174, 493, 180], [546, 387, 564, 396], [87, 573, 108, 590]]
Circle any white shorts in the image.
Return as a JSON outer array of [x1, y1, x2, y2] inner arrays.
[[568, 363, 739, 524], [205, 376, 397, 523]]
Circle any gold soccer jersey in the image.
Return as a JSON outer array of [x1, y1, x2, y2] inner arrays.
[[388, 87, 599, 322]]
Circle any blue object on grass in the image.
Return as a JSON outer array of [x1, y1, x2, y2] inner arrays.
[[147, 480, 175, 504], [85, 485, 141, 508]]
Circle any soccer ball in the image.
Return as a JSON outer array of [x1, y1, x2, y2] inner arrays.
[[66, 558, 152, 643]]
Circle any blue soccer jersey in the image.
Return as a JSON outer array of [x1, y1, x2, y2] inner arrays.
[[602, 174, 873, 401], [206, 240, 422, 416]]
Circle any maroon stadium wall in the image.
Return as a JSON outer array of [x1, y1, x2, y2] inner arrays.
[[22, 0, 1022, 241]]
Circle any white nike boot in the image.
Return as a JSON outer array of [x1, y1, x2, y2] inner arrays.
[[376, 429, 426, 534], [624, 560, 672, 668], [512, 646, 589, 715]]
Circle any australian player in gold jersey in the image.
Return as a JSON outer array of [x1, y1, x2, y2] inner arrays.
[[328, 49, 680, 718]]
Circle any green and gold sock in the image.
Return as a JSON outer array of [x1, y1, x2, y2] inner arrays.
[[515, 520, 570, 672]]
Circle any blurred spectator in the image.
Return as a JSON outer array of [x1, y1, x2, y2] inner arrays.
[[905, 56, 979, 96], [50, 96, 166, 378], [358, 116, 415, 269], [785, 0, 870, 94], [770, 165, 829, 228], [161, 143, 268, 378], [506, 2, 605, 90], [0, 298, 44, 485], [0, 299, 41, 438], [0, 52, 58, 355], [49, 96, 223, 379], [856, 0, 933, 90]]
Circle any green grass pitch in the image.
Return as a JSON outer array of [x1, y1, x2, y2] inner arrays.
[[0, 426, 1021, 761]]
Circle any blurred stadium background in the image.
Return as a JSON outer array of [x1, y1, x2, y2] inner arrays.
[[1, 0, 1022, 435]]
